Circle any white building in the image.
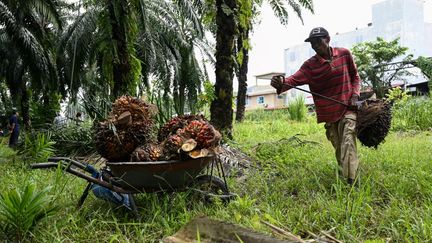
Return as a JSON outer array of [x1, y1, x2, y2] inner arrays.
[[283, 0, 432, 103]]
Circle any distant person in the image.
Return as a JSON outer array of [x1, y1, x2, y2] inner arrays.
[[75, 112, 83, 126], [271, 27, 361, 185], [53, 112, 66, 126], [8, 109, 20, 148]]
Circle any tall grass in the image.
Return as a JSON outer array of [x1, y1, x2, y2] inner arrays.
[[0, 108, 431, 241], [244, 108, 290, 122], [288, 95, 307, 122], [391, 96, 432, 131]]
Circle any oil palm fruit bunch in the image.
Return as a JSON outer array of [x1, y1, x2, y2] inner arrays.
[[157, 114, 204, 142], [162, 134, 184, 159], [112, 95, 158, 121], [131, 143, 163, 161], [158, 115, 221, 159], [356, 99, 392, 148], [178, 120, 221, 149], [95, 96, 157, 162]]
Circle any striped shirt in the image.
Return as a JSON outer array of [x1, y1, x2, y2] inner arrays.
[[281, 47, 361, 123]]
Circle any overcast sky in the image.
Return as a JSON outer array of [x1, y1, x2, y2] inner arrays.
[[244, 0, 432, 87]]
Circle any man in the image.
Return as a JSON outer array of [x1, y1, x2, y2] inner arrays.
[[8, 109, 20, 148], [75, 112, 83, 126], [271, 27, 361, 184], [53, 112, 66, 126]]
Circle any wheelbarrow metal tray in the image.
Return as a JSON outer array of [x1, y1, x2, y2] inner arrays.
[[106, 156, 213, 192]]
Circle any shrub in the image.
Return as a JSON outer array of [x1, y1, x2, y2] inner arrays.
[[19, 132, 55, 163], [244, 108, 290, 122], [49, 122, 95, 156], [391, 96, 432, 131], [288, 95, 307, 122], [0, 184, 59, 242]]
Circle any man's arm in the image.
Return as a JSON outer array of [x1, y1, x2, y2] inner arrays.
[[347, 51, 361, 96], [271, 63, 310, 94]]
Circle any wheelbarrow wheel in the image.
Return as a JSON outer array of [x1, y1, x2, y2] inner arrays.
[[192, 175, 232, 203]]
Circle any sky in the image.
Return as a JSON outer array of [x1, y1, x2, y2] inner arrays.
[[244, 0, 432, 88]]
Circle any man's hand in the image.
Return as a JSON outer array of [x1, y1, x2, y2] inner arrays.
[[350, 94, 359, 106], [348, 94, 359, 111], [271, 75, 284, 94]]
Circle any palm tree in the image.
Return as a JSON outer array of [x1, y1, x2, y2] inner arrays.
[[235, 0, 314, 122], [58, 0, 209, 119], [210, 0, 237, 139], [0, 0, 64, 128]]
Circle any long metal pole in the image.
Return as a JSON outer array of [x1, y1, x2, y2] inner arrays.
[[276, 75, 349, 107]]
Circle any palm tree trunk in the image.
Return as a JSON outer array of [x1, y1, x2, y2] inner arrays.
[[108, 0, 132, 98], [235, 25, 249, 122], [211, 0, 237, 139], [20, 82, 31, 129]]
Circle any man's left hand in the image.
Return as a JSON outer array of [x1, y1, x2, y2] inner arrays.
[[350, 94, 359, 105], [348, 94, 359, 111]]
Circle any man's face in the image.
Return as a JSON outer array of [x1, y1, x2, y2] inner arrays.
[[310, 37, 329, 56]]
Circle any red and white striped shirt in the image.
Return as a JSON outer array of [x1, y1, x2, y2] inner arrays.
[[281, 47, 361, 123]]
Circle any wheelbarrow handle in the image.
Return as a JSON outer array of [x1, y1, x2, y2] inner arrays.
[[31, 161, 130, 194], [48, 157, 88, 170], [30, 162, 59, 169]]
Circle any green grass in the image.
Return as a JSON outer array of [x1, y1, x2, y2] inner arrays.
[[0, 112, 431, 242]]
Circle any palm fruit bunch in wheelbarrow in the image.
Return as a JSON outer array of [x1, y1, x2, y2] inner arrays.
[[95, 96, 158, 162], [356, 99, 392, 148], [131, 114, 222, 161]]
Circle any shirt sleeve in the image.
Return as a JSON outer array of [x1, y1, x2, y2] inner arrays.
[[347, 50, 361, 96], [280, 63, 311, 93]]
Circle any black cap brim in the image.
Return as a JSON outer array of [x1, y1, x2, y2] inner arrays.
[[304, 34, 327, 42]]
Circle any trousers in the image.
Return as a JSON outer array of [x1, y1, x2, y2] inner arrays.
[[325, 113, 359, 180]]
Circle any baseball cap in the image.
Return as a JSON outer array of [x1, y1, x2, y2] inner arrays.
[[304, 27, 329, 42]]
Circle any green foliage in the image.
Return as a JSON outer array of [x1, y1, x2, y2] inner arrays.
[[196, 80, 216, 117], [415, 56, 432, 93], [1, 116, 432, 241], [49, 122, 95, 156], [288, 95, 307, 122], [385, 86, 410, 104], [0, 142, 17, 163], [146, 87, 175, 127], [30, 93, 62, 128], [0, 184, 59, 242], [266, 0, 314, 26], [244, 108, 289, 121], [352, 37, 413, 98], [81, 93, 112, 122], [391, 96, 432, 131], [19, 132, 56, 163], [416, 56, 432, 79]]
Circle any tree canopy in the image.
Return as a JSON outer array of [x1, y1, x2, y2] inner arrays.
[[352, 37, 413, 98]]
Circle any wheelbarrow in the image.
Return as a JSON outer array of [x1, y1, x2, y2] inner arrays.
[[30, 156, 236, 213]]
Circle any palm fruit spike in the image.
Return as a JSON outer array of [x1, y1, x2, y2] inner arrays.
[[157, 114, 205, 142], [162, 134, 183, 157], [196, 124, 222, 148], [356, 99, 392, 148], [111, 95, 157, 121], [131, 144, 162, 161], [95, 121, 137, 162], [181, 120, 205, 138]]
